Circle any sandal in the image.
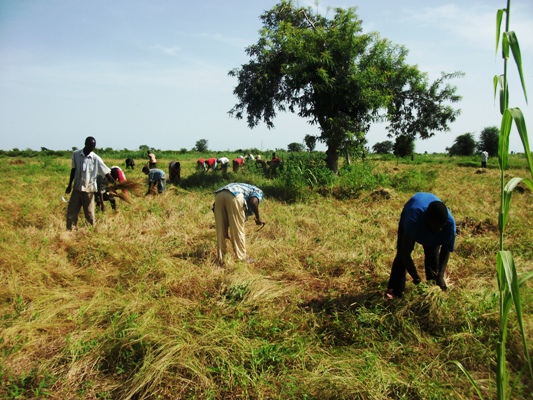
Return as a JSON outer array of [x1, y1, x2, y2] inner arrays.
[[385, 289, 397, 300]]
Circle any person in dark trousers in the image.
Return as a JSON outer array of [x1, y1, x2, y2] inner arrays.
[[147, 150, 157, 169], [386, 192, 456, 299], [168, 161, 181, 185], [65, 136, 115, 229]]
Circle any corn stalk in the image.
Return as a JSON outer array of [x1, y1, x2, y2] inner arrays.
[[494, 1, 533, 398]]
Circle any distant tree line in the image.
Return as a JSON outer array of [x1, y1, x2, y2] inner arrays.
[[371, 126, 501, 157]]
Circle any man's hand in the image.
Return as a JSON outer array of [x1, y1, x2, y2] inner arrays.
[[65, 185, 72, 194]]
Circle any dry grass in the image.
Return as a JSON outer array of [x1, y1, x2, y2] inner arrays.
[[0, 155, 532, 399]]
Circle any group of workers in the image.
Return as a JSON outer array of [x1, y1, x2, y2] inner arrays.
[[65, 137, 456, 300]]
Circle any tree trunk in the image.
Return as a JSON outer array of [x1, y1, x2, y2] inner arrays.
[[344, 148, 351, 166], [325, 145, 340, 175]]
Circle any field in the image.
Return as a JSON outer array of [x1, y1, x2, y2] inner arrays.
[[1, 152, 532, 399]]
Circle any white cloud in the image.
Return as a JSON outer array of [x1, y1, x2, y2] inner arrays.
[[152, 44, 182, 55]]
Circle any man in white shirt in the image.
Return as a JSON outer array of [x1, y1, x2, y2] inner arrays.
[[480, 150, 489, 168], [65, 137, 115, 230]]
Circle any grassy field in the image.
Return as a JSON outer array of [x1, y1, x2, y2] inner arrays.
[[1, 153, 532, 399]]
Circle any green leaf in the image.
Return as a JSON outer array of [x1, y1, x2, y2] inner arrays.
[[507, 108, 533, 180], [496, 75, 508, 113], [498, 251, 533, 386], [507, 31, 528, 103], [519, 268, 533, 286], [450, 361, 484, 399], [494, 75, 499, 101], [502, 31, 510, 60], [498, 110, 512, 170], [496, 9, 505, 53]]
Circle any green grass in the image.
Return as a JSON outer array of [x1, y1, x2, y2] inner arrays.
[[0, 154, 532, 399]]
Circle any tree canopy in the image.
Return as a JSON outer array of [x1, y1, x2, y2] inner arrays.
[[229, 0, 462, 173], [372, 140, 394, 155], [194, 139, 208, 152], [288, 142, 306, 152], [393, 135, 415, 158], [447, 133, 477, 156], [478, 126, 499, 157]]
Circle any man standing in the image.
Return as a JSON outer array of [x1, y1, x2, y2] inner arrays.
[[147, 150, 157, 169], [65, 136, 115, 230], [142, 166, 166, 194], [213, 183, 265, 264], [480, 150, 489, 169], [386, 192, 456, 299]]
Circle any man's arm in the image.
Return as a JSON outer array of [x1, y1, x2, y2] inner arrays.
[[249, 197, 264, 225], [66, 168, 75, 194], [436, 249, 450, 290], [105, 172, 115, 185]]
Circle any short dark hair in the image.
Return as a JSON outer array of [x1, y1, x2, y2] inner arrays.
[[85, 136, 96, 145], [427, 201, 448, 226], [142, 166, 150, 174]]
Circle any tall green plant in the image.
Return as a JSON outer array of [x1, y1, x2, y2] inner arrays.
[[456, 2, 533, 398], [494, 2, 533, 398]]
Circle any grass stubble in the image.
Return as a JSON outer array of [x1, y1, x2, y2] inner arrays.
[[0, 156, 532, 399]]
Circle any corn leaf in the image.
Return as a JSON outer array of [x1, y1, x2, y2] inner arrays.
[[498, 251, 533, 386], [494, 75, 499, 102], [496, 9, 505, 53], [500, 177, 522, 230], [507, 31, 528, 103], [519, 268, 533, 286], [507, 108, 533, 179], [499, 110, 512, 170], [502, 31, 510, 60]]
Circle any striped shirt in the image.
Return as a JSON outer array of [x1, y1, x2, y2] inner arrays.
[[215, 183, 264, 216]]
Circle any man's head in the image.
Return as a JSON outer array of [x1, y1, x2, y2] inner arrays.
[[83, 137, 96, 154], [426, 201, 448, 232], [142, 166, 150, 174]]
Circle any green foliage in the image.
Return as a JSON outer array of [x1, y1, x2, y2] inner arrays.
[[304, 134, 317, 152], [393, 135, 415, 158], [447, 133, 477, 156], [372, 140, 393, 155], [194, 139, 209, 152], [390, 167, 438, 193], [454, 2, 533, 399], [479, 126, 500, 156], [228, 0, 461, 173], [3, 366, 56, 398], [287, 142, 305, 152]]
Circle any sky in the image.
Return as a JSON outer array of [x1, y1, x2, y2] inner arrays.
[[1, 0, 532, 154]]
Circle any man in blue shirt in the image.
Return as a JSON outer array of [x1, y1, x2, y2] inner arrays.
[[386, 192, 456, 299], [213, 183, 265, 264]]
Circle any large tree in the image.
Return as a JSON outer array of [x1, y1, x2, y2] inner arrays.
[[229, 1, 462, 173], [478, 126, 499, 157], [372, 140, 394, 155], [447, 133, 477, 156], [393, 135, 415, 158]]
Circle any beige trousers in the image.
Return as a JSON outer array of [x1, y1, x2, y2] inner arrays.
[[66, 190, 95, 230], [214, 190, 246, 262]]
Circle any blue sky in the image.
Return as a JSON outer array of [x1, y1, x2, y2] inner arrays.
[[1, 0, 532, 153]]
